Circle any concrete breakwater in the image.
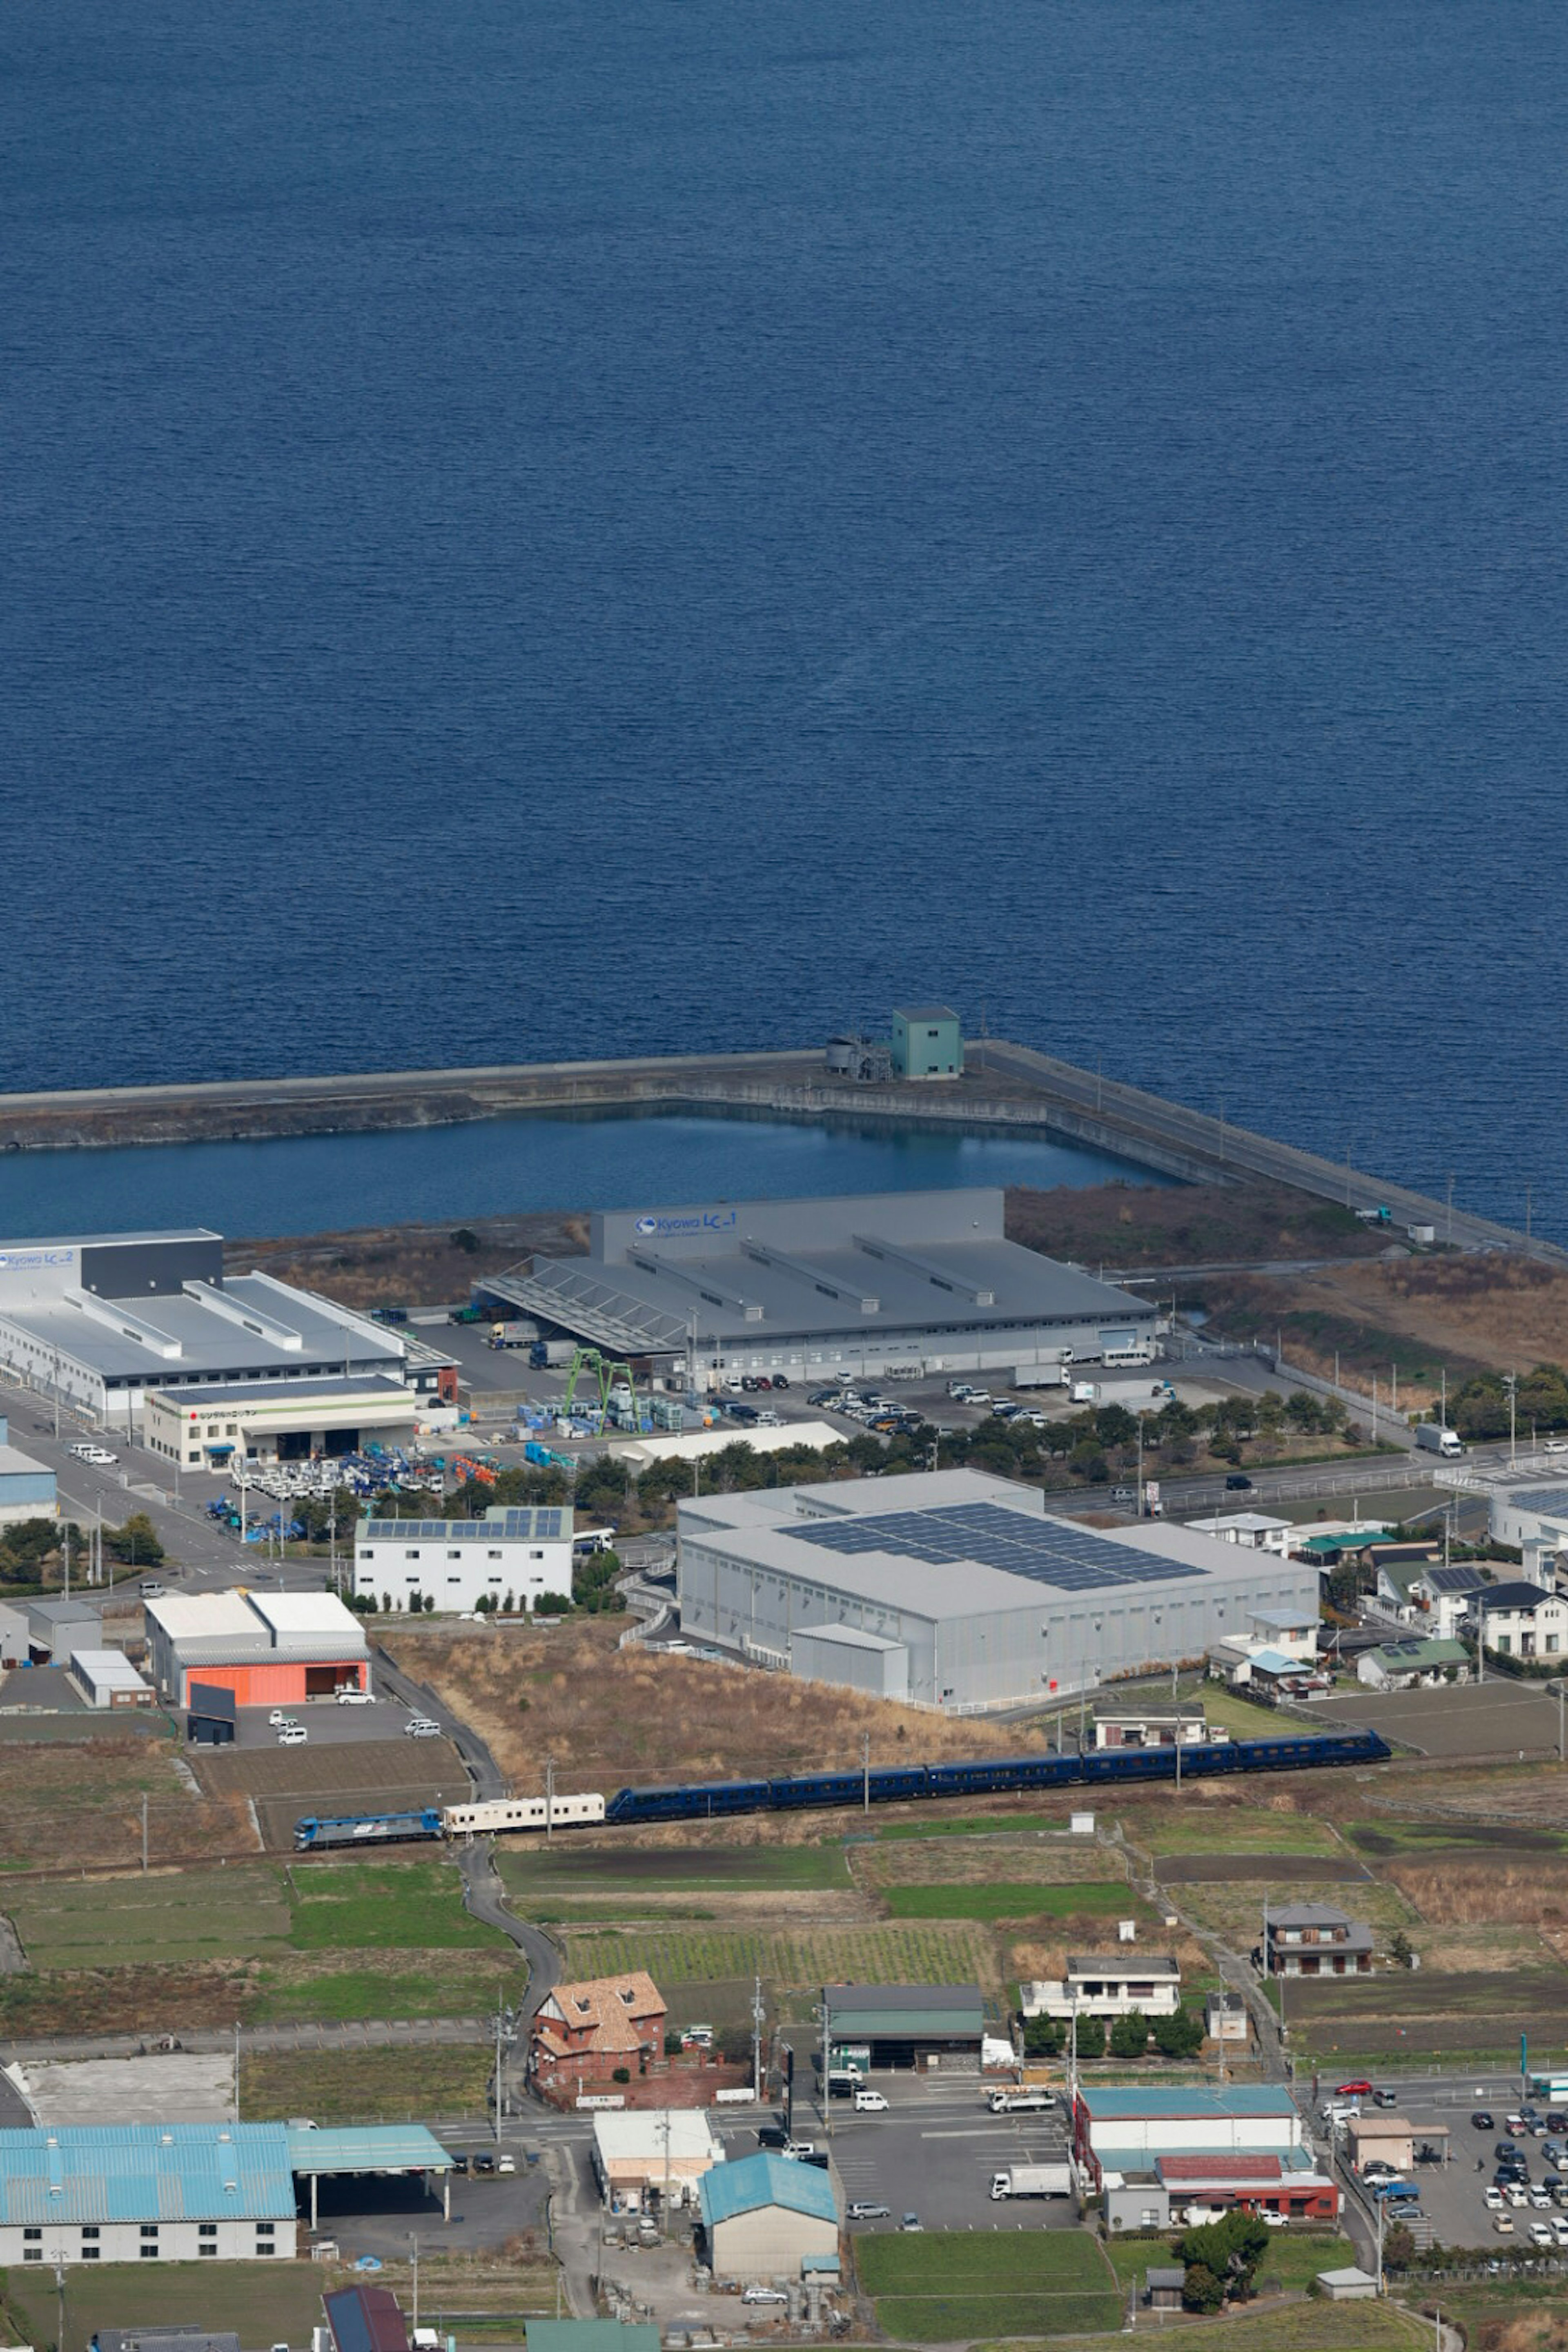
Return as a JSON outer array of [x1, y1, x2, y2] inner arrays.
[[0, 1040, 1549, 1266]]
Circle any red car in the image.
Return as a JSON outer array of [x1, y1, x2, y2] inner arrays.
[[1336, 2078, 1374, 2097]]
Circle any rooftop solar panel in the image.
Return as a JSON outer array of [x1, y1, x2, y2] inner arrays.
[[793, 1503, 1204, 1595], [1512, 1487, 1568, 1515], [1426, 1564, 1486, 1592]]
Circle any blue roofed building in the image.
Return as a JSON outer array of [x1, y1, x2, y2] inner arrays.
[[0, 2124, 296, 2266], [0, 1417, 56, 1530], [699, 2152, 839, 2281]]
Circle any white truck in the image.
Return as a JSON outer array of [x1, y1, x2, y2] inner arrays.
[[1414, 1422, 1463, 1458], [990, 2162, 1072, 2201], [987, 2087, 1054, 2115], [1011, 1364, 1068, 1390], [1070, 1381, 1100, 1405]]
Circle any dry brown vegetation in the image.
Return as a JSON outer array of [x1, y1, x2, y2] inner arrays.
[[383, 1620, 1042, 1789], [0, 1736, 254, 1872], [1474, 2318, 1568, 2352], [1388, 1858, 1568, 1930], [1003, 1180, 1385, 1271], [231, 1209, 588, 1310]]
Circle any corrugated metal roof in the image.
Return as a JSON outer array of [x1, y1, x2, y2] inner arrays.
[[324, 2287, 408, 2352], [699, 2151, 838, 2227], [0, 2125, 294, 2224], [285, 2125, 453, 2176], [1082, 2087, 1297, 2121]]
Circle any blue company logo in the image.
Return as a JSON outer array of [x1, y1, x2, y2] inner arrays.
[[633, 1210, 737, 1238], [0, 1248, 73, 1270]]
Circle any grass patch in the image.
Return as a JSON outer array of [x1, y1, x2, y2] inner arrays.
[[564, 1919, 998, 1993], [859, 2230, 1119, 2343], [873, 1813, 1072, 1842], [240, 2045, 492, 2125], [499, 1844, 851, 1897], [10, 1866, 290, 1968], [1129, 1806, 1342, 1858], [289, 1859, 502, 1951], [883, 1880, 1136, 1921], [984, 2301, 1428, 2352], [246, 1952, 524, 2025], [2, 2258, 326, 2352]]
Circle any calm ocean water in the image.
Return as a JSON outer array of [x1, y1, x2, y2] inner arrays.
[[0, 1112, 1163, 1243], [5, 2, 1566, 1230]]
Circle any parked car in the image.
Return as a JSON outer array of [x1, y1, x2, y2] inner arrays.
[[742, 2289, 788, 2306], [497, 2154, 516, 2175], [336, 1686, 373, 1705], [1225, 1473, 1254, 1491], [268, 1709, 294, 1727], [1494, 2214, 1515, 2236], [1336, 2079, 1374, 2097], [1484, 2187, 1504, 2210], [472, 2152, 496, 2176], [277, 1725, 308, 1746], [900, 2212, 923, 2232], [757, 2125, 789, 2150], [847, 2201, 889, 2221], [404, 1717, 441, 1738], [1473, 2110, 1496, 2130], [782, 2141, 815, 2160]]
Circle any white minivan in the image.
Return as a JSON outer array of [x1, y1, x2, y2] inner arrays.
[[854, 2089, 889, 2112]]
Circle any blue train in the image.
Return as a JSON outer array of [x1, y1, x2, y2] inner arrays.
[[292, 1728, 1391, 1849], [599, 1728, 1392, 1825]]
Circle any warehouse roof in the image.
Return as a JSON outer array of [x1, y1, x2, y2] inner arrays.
[[490, 1189, 1155, 1355], [145, 1588, 368, 1666], [0, 1272, 405, 1383], [684, 1471, 1292, 1623], [145, 1592, 257, 1643], [249, 1591, 364, 1641], [590, 2111, 721, 2164], [285, 2125, 453, 2176], [69, 1647, 151, 1693], [1081, 2086, 1297, 2121], [159, 1374, 413, 1408], [0, 2123, 294, 2223], [699, 2150, 838, 2228]]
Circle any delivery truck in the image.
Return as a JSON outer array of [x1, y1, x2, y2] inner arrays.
[[990, 2163, 1073, 2201], [528, 1338, 577, 1368], [1414, 1422, 1463, 1458], [987, 2087, 1054, 2115]]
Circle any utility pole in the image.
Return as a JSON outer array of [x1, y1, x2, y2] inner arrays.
[[1527, 1185, 1533, 1244], [1135, 1417, 1144, 1520], [494, 2006, 503, 2143], [751, 1973, 764, 2101], [545, 1755, 555, 1842], [234, 2020, 241, 2119], [820, 2002, 832, 2139], [1372, 1376, 1379, 1444], [1447, 1172, 1454, 1246], [410, 2236, 419, 2335], [62, 1522, 69, 1600], [861, 1731, 871, 1816], [141, 1793, 148, 1874]]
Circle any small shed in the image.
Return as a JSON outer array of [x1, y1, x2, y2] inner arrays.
[[890, 1005, 963, 1081], [1316, 2266, 1379, 2301], [1106, 2182, 1171, 2232], [187, 1679, 236, 1746], [69, 1646, 154, 1709], [1346, 2114, 1414, 2175], [1146, 2267, 1185, 2312], [699, 2150, 839, 2281], [24, 1595, 100, 1663]]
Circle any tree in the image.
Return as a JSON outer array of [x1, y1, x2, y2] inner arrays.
[[1109, 2009, 1150, 2060], [1152, 2004, 1205, 2061], [1181, 2263, 1225, 2314], [104, 1512, 164, 1568], [1179, 2212, 1269, 2302], [536, 1590, 573, 1614], [1382, 2221, 1415, 2270], [450, 1227, 481, 1254], [1022, 2014, 1062, 2058]]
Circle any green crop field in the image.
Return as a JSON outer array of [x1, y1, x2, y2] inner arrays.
[[2, 2258, 326, 2352], [1101, 2231, 1356, 2295], [563, 1918, 997, 1991], [882, 1880, 1140, 1922], [1128, 1808, 1343, 1858], [984, 2300, 1428, 2352], [858, 2229, 1120, 2343], [8, 1866, 291, 1967], [288, 1859, 503, 1951], [245, 1952, 523, 2025], [499, 1844, 851, 1898]]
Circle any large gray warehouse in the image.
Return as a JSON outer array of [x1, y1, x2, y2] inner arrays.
[[677, 1469, 1321, 1710], [0, 1229, 453, 1431], [479, 1188, 1158, 1385]]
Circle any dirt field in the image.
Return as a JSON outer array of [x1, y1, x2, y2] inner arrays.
[[233, 1208, 588, 1310], [1003, 1179, 1385, 1271], [1327, 1682, 1566, 1758], [1154, 1852, 1375, 1884], [0, 1736, 253, 1872], [381, 1620, 1045, 1791], [189, 1735, 462, 1849]]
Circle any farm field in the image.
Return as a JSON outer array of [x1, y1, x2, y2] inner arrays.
[[1327, 1682, 1566, 1758], [858, 1834, 1125, 1888], [1100, 2231, 1356, 2296], [498, 1842, 853, 1900], [857, 2227, 1120, 2341], [1122, 1800, 1346, 1858], [993, 2301, 1430, 2352], [882, 1880, 1145, 1923], [239, 2045, 492, 2125], [2, 2262, 326, 2351], [9, 1866, 291, 1967], [561, 1919, 998, 1997], [0, 1733, 250, 1872]]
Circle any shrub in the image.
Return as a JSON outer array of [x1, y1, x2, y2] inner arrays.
[[612, 2066, 631, 2084]]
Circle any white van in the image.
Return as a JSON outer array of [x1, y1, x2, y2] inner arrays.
[[277, 1725, 308, 1746]]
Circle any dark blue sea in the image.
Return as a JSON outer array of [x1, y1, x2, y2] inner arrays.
[[5, 1, 1566, 1231]]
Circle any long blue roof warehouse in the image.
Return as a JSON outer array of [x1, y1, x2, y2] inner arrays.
[[0, 2122, 455, 2266]]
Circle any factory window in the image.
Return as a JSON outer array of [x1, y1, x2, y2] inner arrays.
[[447, 1549, 461, 1560], [140, 2244, 159, 2259], [82, 2227, 99, 2240], [447, 1575, 461, 1585], [200, 2242, 218, 2256], [200, 2223, 218, 2238], [530, 1549, 543, 1560], [256, 2238, 276, 2254], [23, 2227, 41, 2241], [488, 1549, 503, 1560], [82, 2244, 100, 2260], [404, 1548, 421, 1560], [23, 2247, 42, 2263], [256, 2223, 276, 2238], [141, 2224, 159, 2239]]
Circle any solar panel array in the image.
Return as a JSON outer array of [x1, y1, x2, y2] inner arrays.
[[362, 1509, 566, 1541], [1513, 1487, 1568, 1515], [793, 1502, 1205, 1595], [1426, 1564, 1485, 1593]]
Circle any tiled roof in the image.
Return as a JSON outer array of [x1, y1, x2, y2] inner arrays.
[[1159, 2154, 1283, 2182], [535, 1972, 665, 2055]]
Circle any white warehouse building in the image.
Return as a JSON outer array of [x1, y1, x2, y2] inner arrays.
[[476, 1187, 1160, 1385], [676, 1469, 1322, 1709], [355, 1505, 575, 1613]]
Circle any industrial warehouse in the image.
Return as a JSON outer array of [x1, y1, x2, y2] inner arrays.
[[476, 1187, 1158, 1385], [0, 1229, 455, 1433], [676, 1469, 1321, 1708], [144, 1589, 369, 1708]]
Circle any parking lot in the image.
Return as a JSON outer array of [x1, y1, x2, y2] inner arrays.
[[1314, 2072, 1568, 2256], [222, 1695, 424, 1751]]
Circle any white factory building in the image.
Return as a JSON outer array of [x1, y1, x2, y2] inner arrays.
[[354, 1504, 576, 1613], [0, 1230, 454, 1434], [676, 1468, 1321, 1709], [476, 1188, 1160, 1385], [1485, 1483, 1568, 1586]]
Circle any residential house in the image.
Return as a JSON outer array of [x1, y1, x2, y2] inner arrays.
[[1022, 1955, 1181, 2022], [1469, 1581, 1568, 1662], [1185, 1513, 1292, 1556], [1408, 1563, 1491, 1640], [1261, 1904, 1373, 1979], [530, 1971, 667, 2086], [1356, 1637, 1471, 1690], [1246, 1605, 1318, 1657], [1093, 1706, 1208, 1750], [590, 2111, 723, 2212]]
